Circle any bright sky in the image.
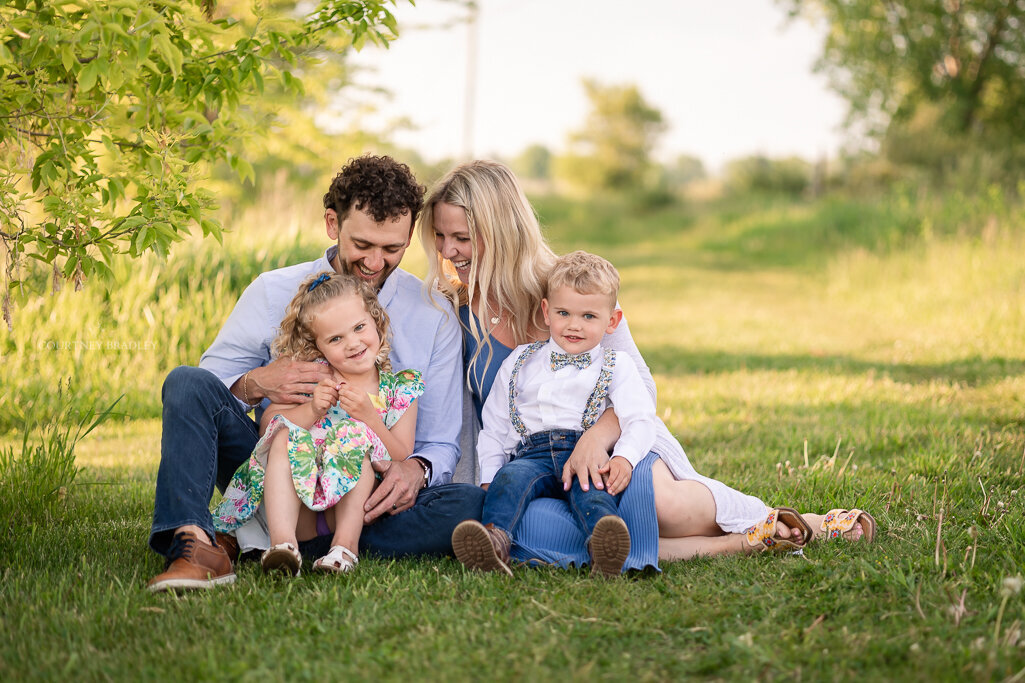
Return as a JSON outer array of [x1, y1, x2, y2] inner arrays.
[[347, 0, 848, 172]]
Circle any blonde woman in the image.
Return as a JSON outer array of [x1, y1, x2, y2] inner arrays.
[[419, 160, 874, 571]]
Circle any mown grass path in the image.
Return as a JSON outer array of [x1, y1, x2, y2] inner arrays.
[[2, 192, 1024, 680]]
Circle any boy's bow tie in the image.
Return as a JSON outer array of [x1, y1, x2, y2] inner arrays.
[[550, 351, 591, 371]]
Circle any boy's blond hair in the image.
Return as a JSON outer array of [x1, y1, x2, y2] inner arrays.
[[546, 251, 619, 309]]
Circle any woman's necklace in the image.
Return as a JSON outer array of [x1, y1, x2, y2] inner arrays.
[[471, 290, 503, 327], [478, 295, 500, 325]]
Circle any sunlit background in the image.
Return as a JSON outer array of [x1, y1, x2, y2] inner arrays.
[[2, 3, 1025, 677], [343, 0, 846, 170]]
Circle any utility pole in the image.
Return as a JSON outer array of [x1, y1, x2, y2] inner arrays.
[[462, 1, 479, 160]]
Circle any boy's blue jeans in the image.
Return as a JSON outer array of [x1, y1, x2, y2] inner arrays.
[[483, 429, 621, 540]]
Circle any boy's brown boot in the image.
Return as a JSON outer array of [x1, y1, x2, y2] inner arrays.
[[589, 515, 631, 578], [147, 531, 236, 592], [451, 520, 513, 576]]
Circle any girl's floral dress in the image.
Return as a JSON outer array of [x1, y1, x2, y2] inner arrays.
[[212, 368, 423, 545]]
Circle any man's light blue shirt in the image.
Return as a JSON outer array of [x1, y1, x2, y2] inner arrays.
[[199, 246, 463, 485]]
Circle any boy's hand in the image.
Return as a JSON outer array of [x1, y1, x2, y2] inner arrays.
[[311, 378, 340, 419], [336, 383, 377, 424], [598, 456, 633, 495]]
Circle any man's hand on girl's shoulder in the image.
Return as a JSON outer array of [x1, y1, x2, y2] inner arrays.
[[254, 357, 334, 404]]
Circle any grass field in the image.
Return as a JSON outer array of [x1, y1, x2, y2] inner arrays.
[[2, 187, 1024, 680]]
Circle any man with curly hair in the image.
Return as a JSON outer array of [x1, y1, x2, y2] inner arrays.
[[147, 155, 481, 592]]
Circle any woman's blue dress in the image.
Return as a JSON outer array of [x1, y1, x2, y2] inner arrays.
[[460, 307, 660, 572]]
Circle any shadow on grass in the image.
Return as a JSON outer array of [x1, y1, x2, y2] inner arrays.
[[641, 345, 1025, 387]]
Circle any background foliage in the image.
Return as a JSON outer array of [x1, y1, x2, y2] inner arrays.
[[555, 80, 667, 195], [0, 0, 403, 323], [1, 1, 1024, 677], [780, 0, 1025, 186], [2, 188, 1024, 679]]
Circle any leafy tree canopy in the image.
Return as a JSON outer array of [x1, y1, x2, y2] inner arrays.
[[0, 0, 403, 327], [556, 80, 667, 193], [781, 0, 1025, 144]]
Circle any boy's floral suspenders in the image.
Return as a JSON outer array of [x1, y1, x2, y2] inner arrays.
[[506, 341, 617, 438]]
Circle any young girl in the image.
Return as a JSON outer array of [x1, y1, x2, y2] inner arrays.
[[212, 271, 424, 576]]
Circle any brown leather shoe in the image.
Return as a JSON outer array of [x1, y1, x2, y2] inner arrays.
[[147, 531, 236, 592], [215, 531, 240, 564], [589, 515, 630, 578], [451, 520, 513, 576]]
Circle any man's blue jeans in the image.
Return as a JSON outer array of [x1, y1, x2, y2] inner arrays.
[[482, 430, 620, 541], [149, 366, 484, 558]]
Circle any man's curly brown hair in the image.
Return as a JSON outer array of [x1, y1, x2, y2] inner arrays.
[[323, 155, 425, 227]]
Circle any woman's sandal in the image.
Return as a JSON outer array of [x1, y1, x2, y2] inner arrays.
[[819, 508, 877, 543], [744, 507, 813, 552], [313, 545, 358, 574], [261, 542, 302, 576]]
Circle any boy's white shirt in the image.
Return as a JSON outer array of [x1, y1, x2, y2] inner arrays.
[[476, 338, 658, 485]]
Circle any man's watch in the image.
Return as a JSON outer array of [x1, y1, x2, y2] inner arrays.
[[410, 457, 431, 488]]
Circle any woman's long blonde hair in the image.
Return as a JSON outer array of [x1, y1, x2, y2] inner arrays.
[[419, 160, 556, 385], [273, 271, 392, 373]]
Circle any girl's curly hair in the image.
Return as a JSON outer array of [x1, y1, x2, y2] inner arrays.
[[272, 271, 392, 373]]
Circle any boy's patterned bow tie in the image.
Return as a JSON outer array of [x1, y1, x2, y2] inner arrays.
[[550, 351, 591, 371]]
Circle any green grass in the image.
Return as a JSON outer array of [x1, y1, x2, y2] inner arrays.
[[2, 188, 1025, 680]]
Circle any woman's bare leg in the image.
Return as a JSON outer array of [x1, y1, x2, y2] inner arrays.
[[660, 533, 747, 561], [265, 430, 301, 547], [652, 459, 804, 560], [651, 460, 721, 537]]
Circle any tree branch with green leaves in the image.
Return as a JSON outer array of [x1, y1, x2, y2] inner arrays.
[[0, 0, 405, 329]]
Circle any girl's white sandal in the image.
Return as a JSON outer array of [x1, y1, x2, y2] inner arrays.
[[313, 545, 358, 574]]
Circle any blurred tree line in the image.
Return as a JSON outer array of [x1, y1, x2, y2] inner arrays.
[[5, 0, 1024, 322], [510, 81, 707, 206], [780, 0, 1025, 189], [505, 79, 826, 203], [516, 1, 1025, 202]]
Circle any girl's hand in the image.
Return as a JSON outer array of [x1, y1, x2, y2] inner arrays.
[[599, 456, 633, 496], [311, 378, 341, 419], [336, 383, 377, 424]]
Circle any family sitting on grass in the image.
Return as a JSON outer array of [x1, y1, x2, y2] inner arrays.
[[147, 155, 876, 592]]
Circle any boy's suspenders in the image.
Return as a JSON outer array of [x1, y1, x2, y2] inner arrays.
[[506, 342, 617, 438]]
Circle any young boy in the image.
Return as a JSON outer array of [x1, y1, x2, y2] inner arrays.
[[451, 251, 657, 577]]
